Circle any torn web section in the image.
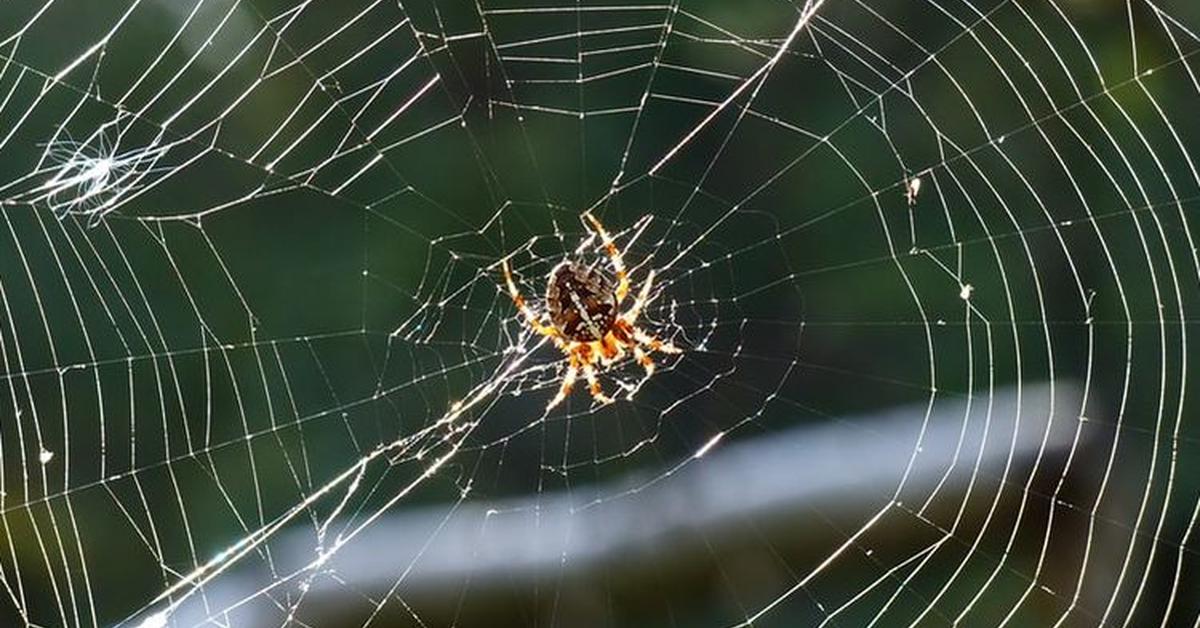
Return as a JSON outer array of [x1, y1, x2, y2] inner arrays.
[[0, 1, 482, 626], [2, 0, 452, 223]]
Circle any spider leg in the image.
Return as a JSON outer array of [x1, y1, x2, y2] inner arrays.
[[583, 212, 629, 302], [502, 259, 561, 340], [546, 357, 580, 410], [634, 346, 656, 377], [597, 335, 623, 365], [633, 327, 681, 354], [622, 269, 655, 325], [582, 363, 615, 405]]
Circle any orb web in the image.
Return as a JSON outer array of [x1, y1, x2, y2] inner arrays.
[[0, 0, 1198, 626]]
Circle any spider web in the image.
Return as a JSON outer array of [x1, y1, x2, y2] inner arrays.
[[0, 0, 1199, 625]]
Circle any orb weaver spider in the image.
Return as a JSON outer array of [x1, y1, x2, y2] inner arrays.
[[501, 213, 680, 410]]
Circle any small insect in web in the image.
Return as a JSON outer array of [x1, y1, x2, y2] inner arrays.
[[501, 213, 681, 410], [904, 174, 922, 207]]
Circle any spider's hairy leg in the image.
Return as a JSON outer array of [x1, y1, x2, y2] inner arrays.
[[598, 335, 623, 364], [547, 355, 581, 410], [583, 212, 629, 302], [502, 259, 560, 339], [622, 269, 656, 324], [582, 362, 615, 405], [634, 346, 656, 377], [633, 327, 681, 354]]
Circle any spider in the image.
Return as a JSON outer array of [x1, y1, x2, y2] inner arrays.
[[502, 213, 680, 409]]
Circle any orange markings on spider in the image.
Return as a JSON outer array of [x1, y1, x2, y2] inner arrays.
[[502, 214, 679, 409]]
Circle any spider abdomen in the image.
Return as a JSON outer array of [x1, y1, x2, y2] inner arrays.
[[545, 261, 618, 342]]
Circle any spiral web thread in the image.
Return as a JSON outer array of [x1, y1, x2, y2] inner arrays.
[[0, 0, 1199, 626]]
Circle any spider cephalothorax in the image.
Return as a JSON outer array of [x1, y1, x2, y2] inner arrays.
[[502, 213, 680, 409]]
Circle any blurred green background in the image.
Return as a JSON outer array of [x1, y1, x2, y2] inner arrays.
[[1, 0, 1199, 626]]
